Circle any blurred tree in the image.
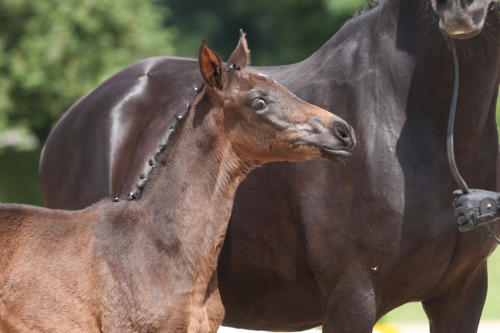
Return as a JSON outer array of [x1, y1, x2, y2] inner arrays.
[[0, 0, 175, 141], [0, 0, 373, 206], [160, 0, 370, 65], [0, 148, 43, 205]]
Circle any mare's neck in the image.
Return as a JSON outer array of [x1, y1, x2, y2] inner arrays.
[[138, 90, 255, 282], [302, 0, 499, 191], [315, 0, 499, 128]]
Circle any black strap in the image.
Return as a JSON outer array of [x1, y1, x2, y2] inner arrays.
[[446, 37, 469, 194], [446, 37, 500, 244]]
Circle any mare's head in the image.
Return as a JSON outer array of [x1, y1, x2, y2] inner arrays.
[[198, 32, 355, 164], [430, 0, 499, 38]]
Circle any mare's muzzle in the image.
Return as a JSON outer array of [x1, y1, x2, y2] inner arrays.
[[432, 0, 493, 39]]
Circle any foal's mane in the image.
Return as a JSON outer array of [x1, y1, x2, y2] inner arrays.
[[113, 86, 202, 202], [115, 64, 242, 202]]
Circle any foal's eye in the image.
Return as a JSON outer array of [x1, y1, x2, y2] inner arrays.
[[251, 98, 267, 110]]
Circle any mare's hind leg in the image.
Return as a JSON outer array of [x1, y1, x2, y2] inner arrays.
[[322, 271, 376, 333], [422, 263, 487, 333]]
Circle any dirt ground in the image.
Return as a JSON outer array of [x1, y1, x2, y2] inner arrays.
[[381, 321, 500, 333]]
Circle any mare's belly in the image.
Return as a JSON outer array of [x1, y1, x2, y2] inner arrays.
[[221, 280, 323, 331]]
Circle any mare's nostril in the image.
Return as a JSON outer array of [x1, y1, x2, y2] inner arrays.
[[436, 0, 447, 12], [334, 122, 352, 147], [471, 9, 484, 25]]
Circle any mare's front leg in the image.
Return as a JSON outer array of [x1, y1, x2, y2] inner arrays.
[[322, 270, 376, 333], [422, 262, 487, 333]]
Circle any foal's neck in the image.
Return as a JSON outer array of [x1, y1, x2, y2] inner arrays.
[[138, 89, 254, 279]]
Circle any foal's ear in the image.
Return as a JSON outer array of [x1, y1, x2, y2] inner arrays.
[[227, 30, 251, 68], [199, 41, 224, 90]]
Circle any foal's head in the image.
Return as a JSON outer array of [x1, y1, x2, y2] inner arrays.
[[197, 32, 355, 165], [430, 0, 498, 38]]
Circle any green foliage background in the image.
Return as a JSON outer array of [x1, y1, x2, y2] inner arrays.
[[0, 0, 175, 140], [160, 0, 366, 66], [0, 0, 499, 325]]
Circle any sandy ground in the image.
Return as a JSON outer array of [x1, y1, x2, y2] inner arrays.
[[382, 321, 500, 333], [218, 321, 500, 333]]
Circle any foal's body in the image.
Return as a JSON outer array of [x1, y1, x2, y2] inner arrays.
[[0, 147, 239, 332], [0, 38, 354, 332], [0, 191, 224, 331]]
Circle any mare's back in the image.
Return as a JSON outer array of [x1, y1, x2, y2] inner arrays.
[[40, 56, 200, 210]]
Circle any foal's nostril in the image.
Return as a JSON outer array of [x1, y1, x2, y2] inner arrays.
[[334, 122, 352, 147]]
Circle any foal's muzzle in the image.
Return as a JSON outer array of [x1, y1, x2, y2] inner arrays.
[[333, 121, 356, 151], [317, 121, 355, 160]]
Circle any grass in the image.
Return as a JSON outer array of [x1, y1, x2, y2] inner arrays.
[[0, 148, 43, 206]]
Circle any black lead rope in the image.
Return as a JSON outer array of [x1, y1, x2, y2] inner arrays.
[[446, 38, 469, 194], [446, 37, 500, 244]]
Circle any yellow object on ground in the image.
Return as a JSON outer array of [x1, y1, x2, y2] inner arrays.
[[373, 323, 400, 333]]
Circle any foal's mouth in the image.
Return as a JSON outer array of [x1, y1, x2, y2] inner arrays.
[[292, 139, 355, 161], [320, 145, 353, 161]]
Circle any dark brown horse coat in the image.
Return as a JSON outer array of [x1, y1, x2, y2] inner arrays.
[[40, 0, 500, 332], [0, 39, 354, 332]]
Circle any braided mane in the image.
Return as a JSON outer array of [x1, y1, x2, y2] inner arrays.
[[115, 64, 243, 202], [112, 85, 201, 202]]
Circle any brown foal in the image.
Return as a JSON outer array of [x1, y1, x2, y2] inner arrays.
[[0, 33, 355, 332]]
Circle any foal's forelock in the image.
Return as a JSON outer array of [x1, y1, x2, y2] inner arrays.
[[221, 63, 243, 90]]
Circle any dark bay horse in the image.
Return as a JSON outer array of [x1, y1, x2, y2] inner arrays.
[[39, 0, 500, 332], [0, 38, 354, 332]]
